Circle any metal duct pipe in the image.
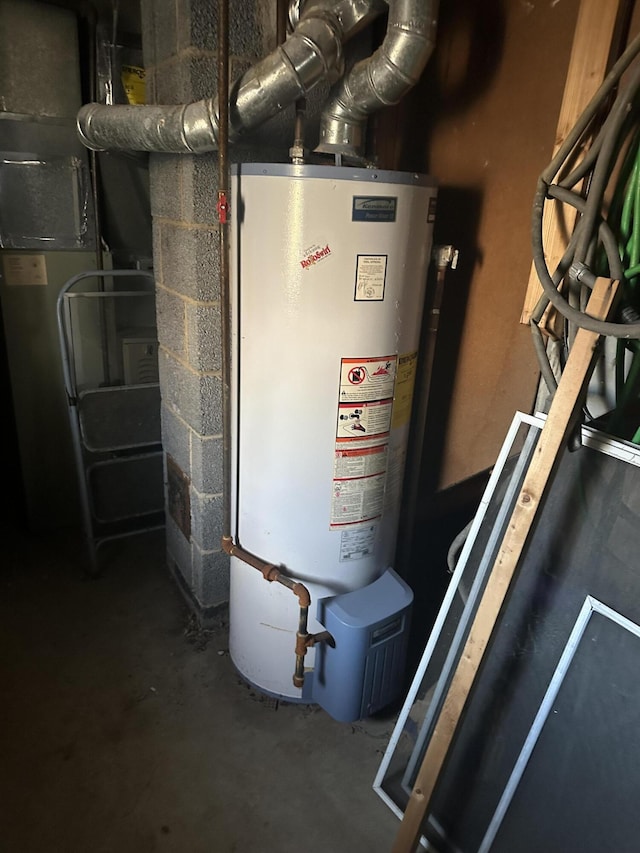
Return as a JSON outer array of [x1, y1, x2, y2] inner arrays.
[[316, 0, 438, 159], [76, 0, 387, 154]]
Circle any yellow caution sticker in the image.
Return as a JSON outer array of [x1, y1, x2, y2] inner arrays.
[[121, 64, 146, 105], [391, 351, 418, 429]]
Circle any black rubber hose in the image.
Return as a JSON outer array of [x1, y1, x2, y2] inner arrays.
[[559, 108, 640, 190], [536, 45, 640, 342], [530, 233, 581, 394], [532, 321, 559, 394], [531, 185, 637, 337], [542, 31, 640, 185], [572, 64, 640, 264], [546, 186, 624, 279]]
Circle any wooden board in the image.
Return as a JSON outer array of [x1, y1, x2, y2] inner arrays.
[[519, 0, 623, 336], [392, 277, 620, 853]]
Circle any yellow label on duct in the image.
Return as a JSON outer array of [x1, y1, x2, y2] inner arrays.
[[391, 351, 418, 429], [121, 64, 146, 105]]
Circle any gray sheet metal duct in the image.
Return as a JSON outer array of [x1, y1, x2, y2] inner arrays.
[[316, 0, 438, 158], [76, 0, 387, 153]]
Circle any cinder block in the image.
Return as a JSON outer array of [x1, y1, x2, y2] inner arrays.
[[151, 219, 163, 281], [160, 222, 220, 301], [192, 544, 230, 607], [185, 301, 221, 372], [190, 488, 223, 551], [158, 348, 222, 435], [179, 49, 217, 102], [149, 153, 183, 220], [166, 514, 193, 586], [144, 66, 157, 105], [156, 284, 187, 358], [154, 56, 183, 104], [181, 154, 219, 225], [160, 402, 191, 478], [152, 0, 179, 63], [199, 371, 223, 434], [178, 0, 266, 59], [140, 0, 156, 69], [174, 51, 253, 103], [190, 432, 223, 494]]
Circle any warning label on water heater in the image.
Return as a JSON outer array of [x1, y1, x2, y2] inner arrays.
[[336, 400, 392, 442], [331, 354, 398, 529], [391, 351, 418, 430], [331, 471, 386, 527], [354, 254, 387, 301], [334, 444, 388, 479], [331, 445, 388, 528], [340, 523, 378, 562], [339, 355, 397, 403]]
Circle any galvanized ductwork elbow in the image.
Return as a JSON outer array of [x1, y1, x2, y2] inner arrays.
[[316, 0, 438, 159], [76, 0, 387, 154]]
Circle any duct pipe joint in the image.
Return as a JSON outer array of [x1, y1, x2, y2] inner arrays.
[[76, 0, 386, 154], [316, 0, 438, 159]]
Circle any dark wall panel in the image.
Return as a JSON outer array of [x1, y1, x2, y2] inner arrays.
[[375, 0, 581, 491]]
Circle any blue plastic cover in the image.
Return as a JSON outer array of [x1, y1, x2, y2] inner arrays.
[[312, 568, 413, 722]]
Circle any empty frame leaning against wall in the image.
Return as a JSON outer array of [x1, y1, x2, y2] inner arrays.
[[375, 410, 640, 853]]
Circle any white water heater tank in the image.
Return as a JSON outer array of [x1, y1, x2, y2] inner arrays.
[[229, 163, 437, 703]]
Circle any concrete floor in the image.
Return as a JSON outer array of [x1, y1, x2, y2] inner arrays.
[[0, 522, 403, 853]]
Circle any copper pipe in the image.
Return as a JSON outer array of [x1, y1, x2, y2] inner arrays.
[[222, 535, 318, 687], [222, 535, 310, 606], [294, 605, 309, 687]]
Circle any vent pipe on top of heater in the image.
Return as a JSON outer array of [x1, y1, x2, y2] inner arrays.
[[316, 0, 439, 159], [76, 0, 387, 154]]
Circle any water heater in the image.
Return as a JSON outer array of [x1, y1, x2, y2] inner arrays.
[[229, 163, 436, 713]]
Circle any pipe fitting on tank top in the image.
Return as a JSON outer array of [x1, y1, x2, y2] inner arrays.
[[316, 0, 438, 159]]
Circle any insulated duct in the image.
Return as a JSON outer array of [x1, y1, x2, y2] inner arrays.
[[316, 0, 438, 158], [76, 0, 387, 153]]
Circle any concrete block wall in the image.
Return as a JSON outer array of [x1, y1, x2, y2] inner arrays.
[[140, 0, 287, 615]]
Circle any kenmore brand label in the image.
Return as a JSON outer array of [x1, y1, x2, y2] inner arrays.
[[352, 196, 397, 222]]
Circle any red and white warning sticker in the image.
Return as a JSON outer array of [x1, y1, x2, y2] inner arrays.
[[330, 444, 388, 528], [330, 471, 386, 527], [330, 355, 397, 529], [339, 355, 397, 403], [333, 443, 388, 479], [336, 400, 392, 442]]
